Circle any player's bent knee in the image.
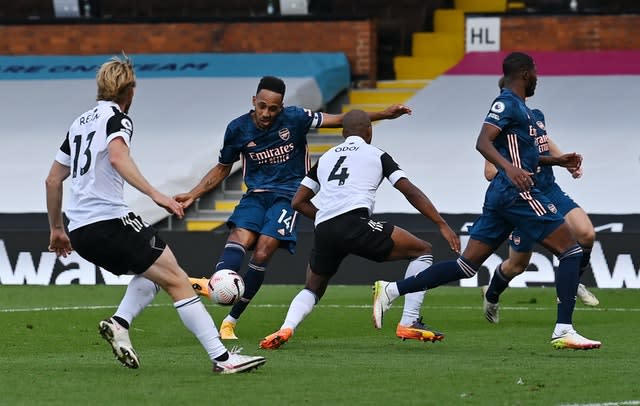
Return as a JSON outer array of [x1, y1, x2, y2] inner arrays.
[[417, 240, 432, 254], [503, 257, 529, 277], [252, 245, 278, 264], [403, 239, 432, 258], [577, 228, 596, 246]]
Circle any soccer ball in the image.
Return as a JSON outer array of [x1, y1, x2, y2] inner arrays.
[[207, 269, 245, 306]]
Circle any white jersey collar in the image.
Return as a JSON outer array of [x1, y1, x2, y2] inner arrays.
[[97, 100, 121, 111], [344, 135, 366, 144]]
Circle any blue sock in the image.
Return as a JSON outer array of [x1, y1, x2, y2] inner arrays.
[[215, 242, 246, 273], [229, 261, 266, 319], [556, 246, 583, 324], [396, 258, 475, 295], [579, 247, 592, 278], [485, 264, 512, 304]]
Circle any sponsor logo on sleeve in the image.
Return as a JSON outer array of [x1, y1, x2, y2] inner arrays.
[[490, 101, 505, 113], [121, 118, 133, 135]]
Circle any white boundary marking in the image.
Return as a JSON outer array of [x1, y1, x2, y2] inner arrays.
[[1, 303, 640, 313], [559, 401, 640, 406]]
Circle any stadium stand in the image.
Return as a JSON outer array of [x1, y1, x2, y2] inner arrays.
[[506, 0, 640, 13], [4, 50, 637, 228], [1, 5, 639, 218], [0, 0, 54, 20], [0, 52, 349, 230]]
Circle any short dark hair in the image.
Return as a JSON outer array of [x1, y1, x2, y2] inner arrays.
[[257, 76, 286, 97], [502, 52, 534, 77], [342, 109, 371, 137]]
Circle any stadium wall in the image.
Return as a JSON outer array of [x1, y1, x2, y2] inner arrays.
[[0, 53, 350, 225], [1, 220, 638, 288], [501, 15, 640, 50], [0, 19, 376, 80], [4, 13, 640, 84]]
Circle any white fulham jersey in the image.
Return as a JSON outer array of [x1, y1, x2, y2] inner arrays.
[[55, 101, 134, 231], [301, 136, 407, 226]]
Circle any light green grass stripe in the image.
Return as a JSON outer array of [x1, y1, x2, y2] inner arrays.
[[2, 303, 639, 313]]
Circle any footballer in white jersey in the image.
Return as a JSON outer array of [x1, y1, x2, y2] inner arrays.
[[301, 135, 407, 226], [55, 101, 134, 231], [258, 110, 460, 350], [45, 55, 267, 373], [181, 76, 414, 340]]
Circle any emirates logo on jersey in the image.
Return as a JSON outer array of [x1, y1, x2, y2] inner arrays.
[[278, 128, 290, 141]]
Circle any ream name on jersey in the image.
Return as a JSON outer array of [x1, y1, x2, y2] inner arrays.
[[79, 109, 99, 125]]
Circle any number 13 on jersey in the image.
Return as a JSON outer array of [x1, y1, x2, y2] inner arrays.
[[72, 131, 96, 178]]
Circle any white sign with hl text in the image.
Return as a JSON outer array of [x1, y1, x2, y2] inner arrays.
[[466, 17, 501, 52]]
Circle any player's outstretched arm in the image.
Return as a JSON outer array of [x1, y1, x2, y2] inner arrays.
[[367, 104, 412, 121], [546, 137, 583, 178], [291, 184, 318, 221], [539, 152, 582, 170], [174, 163, 232, 209], [319, 104, 412, 128], [393, 178, 461, 253], [45, 160, 73, 257], [108, 138, 184, 218]]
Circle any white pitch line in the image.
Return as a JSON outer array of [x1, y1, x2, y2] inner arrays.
[[1, 303, 640, 313], [559, 401, 640, 406]]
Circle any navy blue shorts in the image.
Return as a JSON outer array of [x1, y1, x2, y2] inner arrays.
[[470, 188, 565, 250], [227, 191, 298, 254], [508, 183, 580, 252], [544, 183, 580, 216]]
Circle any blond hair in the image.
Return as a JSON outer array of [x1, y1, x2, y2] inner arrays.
[[96, 53, 136, 103]]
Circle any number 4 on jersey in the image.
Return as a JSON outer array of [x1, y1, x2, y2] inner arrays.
[[328, 156, 349, 185]]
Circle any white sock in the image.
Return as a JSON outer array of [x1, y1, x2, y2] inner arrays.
[[174, 296, 227, 361], [400, 255, 433, 326], [387, 282, 400, 300], [553, 323, 575, 338], [281, 289, 318, 331], [223, 315, 238, 324], [114, 275, 160, 326]]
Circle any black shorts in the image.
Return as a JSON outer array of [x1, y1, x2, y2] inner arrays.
[[69, 212, 166, 276], [309, 208, 394, 276]]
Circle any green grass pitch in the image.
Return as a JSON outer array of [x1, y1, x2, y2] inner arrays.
[[1, 285, 638, 406]]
